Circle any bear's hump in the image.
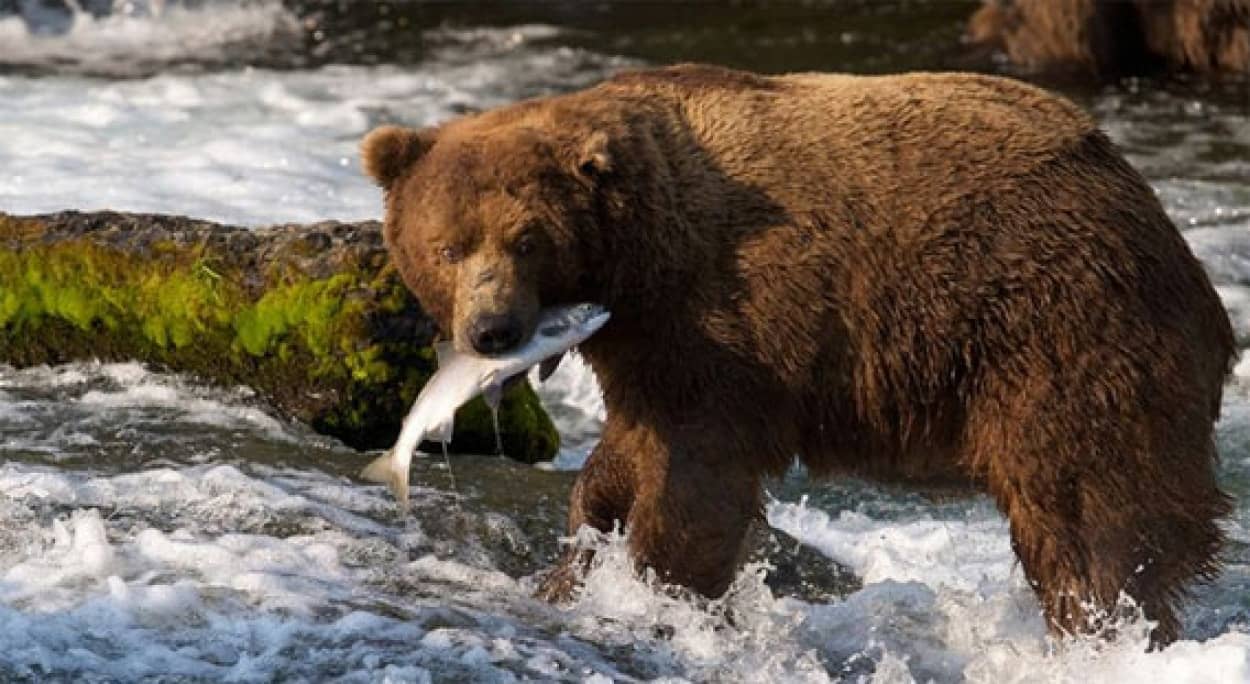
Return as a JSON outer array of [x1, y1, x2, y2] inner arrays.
[[777, 71, 1100, 162]]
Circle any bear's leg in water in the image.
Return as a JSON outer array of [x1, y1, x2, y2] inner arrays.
[[969, 370, 1229, 647], [538, 422, 762, 600], [623, 432, 762, 598], [536, 421, 638, 601]]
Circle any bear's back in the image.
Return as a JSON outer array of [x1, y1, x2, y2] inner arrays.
[[600, 66, 1105, 234], [777, 70, 1097, 163]]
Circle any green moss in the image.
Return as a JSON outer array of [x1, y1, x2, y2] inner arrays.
[[0, 217, 560, 461], [233, 273, 357, 358], [0, 240, 232, 350], [451, 385, 559, 464]]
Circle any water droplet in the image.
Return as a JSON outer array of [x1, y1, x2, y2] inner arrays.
[[440, 440, 459, 499], [483, 384, 504, 456]]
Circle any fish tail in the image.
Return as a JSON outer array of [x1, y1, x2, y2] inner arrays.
[[360, 450, 412, 509], [359, 451, 394, 484]]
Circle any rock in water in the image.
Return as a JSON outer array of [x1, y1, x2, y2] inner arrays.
[[0, 210, 559, 462]]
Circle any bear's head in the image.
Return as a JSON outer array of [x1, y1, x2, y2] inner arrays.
[[360, 108, 628, 356]]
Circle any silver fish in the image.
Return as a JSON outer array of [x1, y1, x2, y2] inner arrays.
[[360, 303, 610, 506]]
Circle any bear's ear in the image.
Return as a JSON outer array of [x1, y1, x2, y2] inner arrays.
[[574, 131, 613, 182], [360, 125, 436, 189]]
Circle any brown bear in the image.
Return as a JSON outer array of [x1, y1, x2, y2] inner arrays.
[[360, 64, 1236, 646], [965, 0, 1250, 77]]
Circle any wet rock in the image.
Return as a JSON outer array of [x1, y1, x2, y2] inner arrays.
[[749, 524, 861, 603], [0, 210, 559, 462]]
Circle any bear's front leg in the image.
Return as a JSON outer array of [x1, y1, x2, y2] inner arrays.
[[603, 419, 764, 598], [626, 448, 763, 597], [537, 420, 762, 601], [536, 419, 638, 602]]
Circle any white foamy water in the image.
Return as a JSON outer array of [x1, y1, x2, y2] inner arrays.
[[0, 0, 304, 77], [0, 361, 302, 459], [3, 3, 1250, 681], [0, 58, 608, 226], [0, 13, 632, 225], [2, 359, 1249, 682]]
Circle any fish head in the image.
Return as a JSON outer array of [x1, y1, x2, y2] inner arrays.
[[529, 303, 612, 377]]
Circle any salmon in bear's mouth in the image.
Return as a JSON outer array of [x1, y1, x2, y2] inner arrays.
[[360, 303, 610, 507], [496, 304, 604, 386]]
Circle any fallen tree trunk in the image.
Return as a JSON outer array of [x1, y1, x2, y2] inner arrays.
[[0, 211, 559, 462]]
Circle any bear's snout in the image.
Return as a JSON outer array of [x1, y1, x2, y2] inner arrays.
[[467, 313, 524, 355]]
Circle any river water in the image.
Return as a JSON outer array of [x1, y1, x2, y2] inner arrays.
[[1, 1, 1249, 682]]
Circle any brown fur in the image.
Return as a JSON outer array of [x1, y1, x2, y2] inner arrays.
[[361, 64, 1236, 646], [966, 0, 1250, 77]]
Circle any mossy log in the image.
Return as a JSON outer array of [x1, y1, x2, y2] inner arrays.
[[0, 211, 559, 462]]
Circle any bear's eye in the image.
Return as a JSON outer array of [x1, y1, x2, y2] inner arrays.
[[514, 233, 537, 256], [437, 245, 463, 264]]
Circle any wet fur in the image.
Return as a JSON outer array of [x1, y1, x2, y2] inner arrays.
[[363, 64, 1236, 646]]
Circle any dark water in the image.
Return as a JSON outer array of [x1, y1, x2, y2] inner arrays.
[[0, 0, 981, 76]]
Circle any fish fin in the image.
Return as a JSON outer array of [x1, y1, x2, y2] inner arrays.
[[538, 353, 564, 382], [427, 414, 454, 444], [359, 451, 394, 483], [434, 340, 456, 369]]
